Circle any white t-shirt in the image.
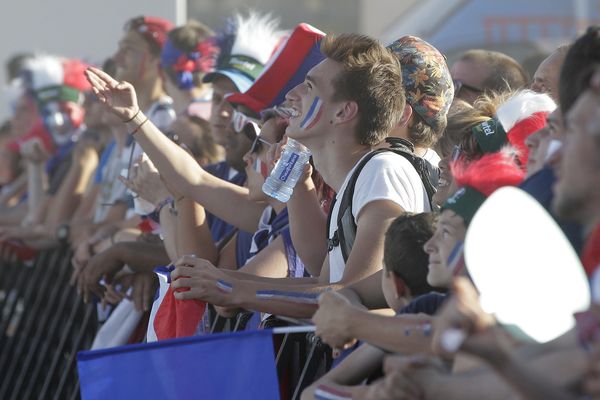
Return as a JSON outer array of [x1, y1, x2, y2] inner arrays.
[[328, 151, 430, 283], [422, 148, 441, 167]]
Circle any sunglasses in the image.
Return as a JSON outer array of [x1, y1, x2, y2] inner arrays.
[[250, 135, 273, 155], [232, 109, 260, 139], [453, 79, 483, 94]]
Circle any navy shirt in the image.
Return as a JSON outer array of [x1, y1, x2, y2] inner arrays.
[[397, 292, 447, 316], [519, 166, 583, 254]]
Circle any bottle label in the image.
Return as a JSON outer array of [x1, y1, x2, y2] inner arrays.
[[279, 153, 299, 181]]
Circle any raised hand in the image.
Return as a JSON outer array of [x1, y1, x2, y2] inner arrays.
[[84, 67, 139, 121]]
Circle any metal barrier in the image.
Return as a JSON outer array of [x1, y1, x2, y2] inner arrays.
[[0, 245, 97, 400], [207, 308, 332, 399], [0, 245, 332, 400]]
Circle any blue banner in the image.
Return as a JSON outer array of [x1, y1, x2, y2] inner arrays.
[[78, 329, 280, 400]]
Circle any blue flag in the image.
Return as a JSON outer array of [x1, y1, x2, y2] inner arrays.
[[78, 329, 280, 400]]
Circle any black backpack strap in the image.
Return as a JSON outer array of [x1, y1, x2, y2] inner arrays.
[[326, 150, 386, 263], [385, 138, 438, 210]]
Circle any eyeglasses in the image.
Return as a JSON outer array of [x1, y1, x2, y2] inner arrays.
[[232, 109, 260, 139], [453, 79, 483, 95], [250, 135, 273, 154]]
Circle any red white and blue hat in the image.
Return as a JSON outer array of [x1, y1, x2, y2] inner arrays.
[[225, 23, 325, 114], [203, 12, 282, 93]]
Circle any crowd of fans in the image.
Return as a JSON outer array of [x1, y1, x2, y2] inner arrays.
[[1, 9, 600, 399]]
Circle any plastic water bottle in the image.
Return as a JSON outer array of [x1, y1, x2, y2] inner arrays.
[[262, 138, 311, 202]]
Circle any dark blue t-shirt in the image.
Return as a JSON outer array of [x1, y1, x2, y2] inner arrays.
[[519, 166, 583, 254], [397, 292, 447, 316], [203, 161, 248, 240]]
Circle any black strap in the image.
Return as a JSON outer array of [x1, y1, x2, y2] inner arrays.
[[326, 140, 438, 263]]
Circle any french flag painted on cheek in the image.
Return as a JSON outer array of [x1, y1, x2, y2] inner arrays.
[[300, 96, 323, 130], [146, 265, 207, 341], [447, 241, 465, 276]]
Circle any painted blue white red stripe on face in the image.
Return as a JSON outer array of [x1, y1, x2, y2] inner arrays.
[[300, 96, 323, 130], [447, 241, 465, 276], [255, 289, 320, 304], [216, 279, 233, 293], [314, 385, 352, 400]]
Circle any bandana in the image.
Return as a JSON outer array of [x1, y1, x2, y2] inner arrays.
[[387, 36, 454, 134]]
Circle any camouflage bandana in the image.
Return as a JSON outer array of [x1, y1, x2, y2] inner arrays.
[[387, 36, 454, 135]]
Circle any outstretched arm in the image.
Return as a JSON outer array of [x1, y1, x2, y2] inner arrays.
[[169, 199, 402, 319], [85, 67, 264, 232]]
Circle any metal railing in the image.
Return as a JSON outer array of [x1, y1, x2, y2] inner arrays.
[[0, 246, 331, 400], [0, 245, 97, 400]]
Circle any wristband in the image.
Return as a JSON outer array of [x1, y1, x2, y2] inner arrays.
[[122, 108, 141, 123], [130, 117, 149, 135], [156, 196, 174, 214]]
